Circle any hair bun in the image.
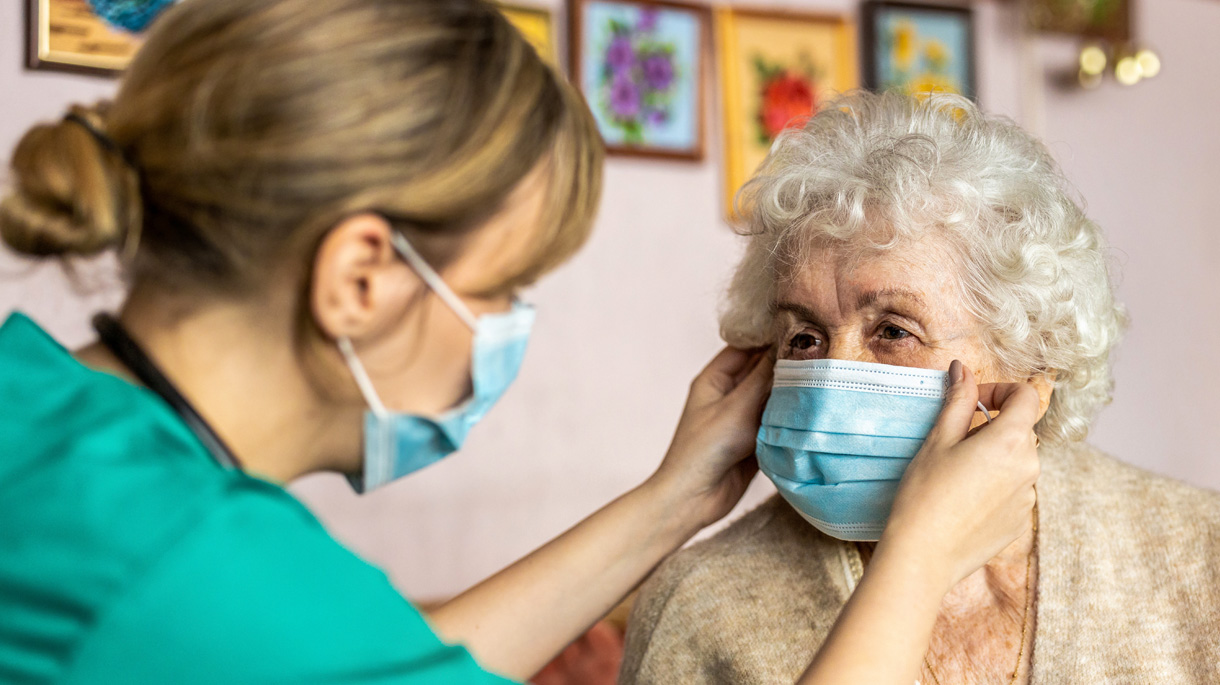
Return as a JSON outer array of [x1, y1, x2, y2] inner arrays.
[[0, 104, 141, 258]]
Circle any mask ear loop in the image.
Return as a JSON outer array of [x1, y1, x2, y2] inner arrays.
[[977, 401, 993, 424], [387, 231, 479, 331], [337, 338, 390, 418]]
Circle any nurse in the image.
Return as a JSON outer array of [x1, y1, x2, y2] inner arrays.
[[0, 1, 1039, 683]]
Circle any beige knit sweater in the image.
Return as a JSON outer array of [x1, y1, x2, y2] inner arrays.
[[620, 444, 1220, 684]]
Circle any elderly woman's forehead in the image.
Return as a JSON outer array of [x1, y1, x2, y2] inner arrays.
[[785, 233, 959, 278], [777, 238, 967, 309]]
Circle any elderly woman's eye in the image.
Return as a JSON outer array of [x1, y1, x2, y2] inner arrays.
[[789, 333, 820, 350], [879, 325, 911, 340]]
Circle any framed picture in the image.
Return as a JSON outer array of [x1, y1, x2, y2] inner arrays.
[[862, 2, 975, 101], [25, 0, 143, 76], [499, 3, 559, 66], [715, 8, 857, 218], [570, 0, 710, 161], [1028, 0, 1130, 42]]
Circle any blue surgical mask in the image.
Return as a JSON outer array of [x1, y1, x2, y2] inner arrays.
[[338, 232, 534, 493], [756, 359, 988, 541]]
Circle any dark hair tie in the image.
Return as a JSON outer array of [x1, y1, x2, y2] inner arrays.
[[63, 112, 138, 171]]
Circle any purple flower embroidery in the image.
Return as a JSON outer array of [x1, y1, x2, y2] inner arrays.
[[595, 9, 682, 144], [609, 73, 642, 118], [605, 36, 635, 73], [641, 53, 674, 90], [637, 9, 660, 33]]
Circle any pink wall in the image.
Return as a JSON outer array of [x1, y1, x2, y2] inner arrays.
[[0, 12, 123, 342], [1032, 0, 1220, 492], [2, 0, 1215, 600]]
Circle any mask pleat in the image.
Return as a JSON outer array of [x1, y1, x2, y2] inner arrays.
[[756, 359, 949, 542]]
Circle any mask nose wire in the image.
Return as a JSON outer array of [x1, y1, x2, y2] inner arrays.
[[977, 400, 993, 424], [388, 231, 480, 331]]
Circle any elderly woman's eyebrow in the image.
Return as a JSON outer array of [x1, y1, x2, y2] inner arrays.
[[774, 301, 822, 324], [855, 288, 925, 310]]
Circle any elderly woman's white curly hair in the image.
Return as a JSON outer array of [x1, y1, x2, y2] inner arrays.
[[721, 90, 1127, 445]]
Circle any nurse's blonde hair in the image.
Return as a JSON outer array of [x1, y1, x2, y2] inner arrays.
[[1, 0, 603, 299]]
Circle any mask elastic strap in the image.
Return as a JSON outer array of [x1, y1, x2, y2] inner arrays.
[[976, 400, 993, 424], [388, 231, 479, 331], [338, 337, 390, 419]]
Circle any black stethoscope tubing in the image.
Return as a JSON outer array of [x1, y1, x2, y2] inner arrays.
[[92, 313, 242, 471]]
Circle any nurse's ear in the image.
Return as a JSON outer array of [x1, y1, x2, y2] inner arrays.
[[310, 213, 421, 341]]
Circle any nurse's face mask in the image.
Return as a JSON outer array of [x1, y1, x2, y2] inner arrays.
[[337, 231, 534, 493], [756, 358, 988, 541]]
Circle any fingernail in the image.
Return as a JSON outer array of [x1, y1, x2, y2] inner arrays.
[[949, 360, 963, 385]]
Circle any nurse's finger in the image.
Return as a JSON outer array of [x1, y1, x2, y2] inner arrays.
[[727, 350, 773, 408], [733, 455, 760, 483], [690, 347, 766, 404], [731, 347, 770, 386], [923, 360, 981, 449], [976, 382, 1041, 430]]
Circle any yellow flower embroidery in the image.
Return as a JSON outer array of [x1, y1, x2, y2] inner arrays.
[[891, 20, 917, 70], [906, 74, 957, 99], [924, 39, 949, 72]]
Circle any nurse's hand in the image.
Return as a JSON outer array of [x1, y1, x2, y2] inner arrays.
[[649, 346, 773, 529], [431, 346, 772, 681], [880, 360, 1042, 591], [796, 362, 1040, 685]]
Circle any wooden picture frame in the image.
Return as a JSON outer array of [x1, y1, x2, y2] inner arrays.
[[25, 0, 143, 76], [499, 2, 559, 66], [862, 1, 976, 101], [569, 0, 710, 161], [1028, 0, 1131, 42], [715, 7, 857, 218]]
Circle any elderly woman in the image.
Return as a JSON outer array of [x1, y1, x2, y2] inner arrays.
[[619, 91, 1220, 684]]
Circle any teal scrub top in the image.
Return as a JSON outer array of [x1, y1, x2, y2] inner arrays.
[[0, 313, 517, 685]]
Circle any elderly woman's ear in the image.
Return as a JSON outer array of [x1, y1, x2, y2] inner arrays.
[[1028, 370, 1056, 422], [971, 370, 1054, 430]]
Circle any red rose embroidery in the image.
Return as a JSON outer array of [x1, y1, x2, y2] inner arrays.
[[760, 73, 816, 139]]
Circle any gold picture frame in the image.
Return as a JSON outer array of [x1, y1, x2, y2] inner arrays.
[[715, 7, 858, 219], [499, 2, 558, 66], [26, 0, 143, 76]]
